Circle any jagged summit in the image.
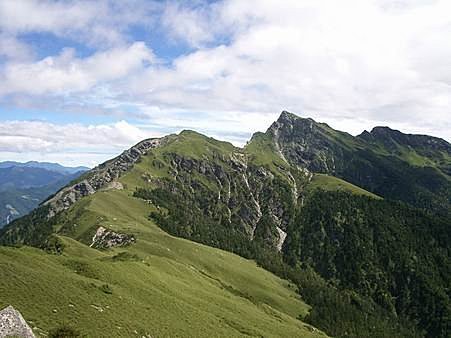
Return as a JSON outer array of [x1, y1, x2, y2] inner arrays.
[[277, 110, 306, 121], [271, 111, 316, 132]]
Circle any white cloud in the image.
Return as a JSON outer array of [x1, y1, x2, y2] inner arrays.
[[0, 42, 154, 95], [162, 2, 217, 47], [0, 33, 34, 61], [0, 120, 159, 167], [0, 0, 159, 48]]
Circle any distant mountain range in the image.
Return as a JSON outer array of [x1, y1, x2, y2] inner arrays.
[[0, 161, 88, 227], [0, 161, 88, 175], [0, 112, 449, 337]]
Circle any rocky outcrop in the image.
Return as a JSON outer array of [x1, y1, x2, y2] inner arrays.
[[266, 111, 354, 174], [45, 138, 164, 216], [275, 226, 287, 251], [0, 305, 35, 338], [90, 226, 136, 249]]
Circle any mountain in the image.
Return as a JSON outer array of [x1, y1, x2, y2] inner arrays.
[[0, 112, 450, 337], [269, 111, 451, 214], [0, 162, 88, 227], [0, 161, 89, 175]]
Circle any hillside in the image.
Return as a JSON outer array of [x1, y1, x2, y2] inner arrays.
[[1, 111, 450, 337], [0, 188, 324, 337]]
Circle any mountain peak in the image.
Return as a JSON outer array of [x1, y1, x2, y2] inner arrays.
[[370, 126, 400, 136], [270, 111, 317, 135], [276, 110, 315, 124], [277, 110, 298, 121]]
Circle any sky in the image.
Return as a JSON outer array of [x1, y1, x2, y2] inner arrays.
[[0, 0, 450, 167]]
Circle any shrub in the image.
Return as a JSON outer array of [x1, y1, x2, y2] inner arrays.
[[100, 284, 113, 294], [48, 325, 81, 337]]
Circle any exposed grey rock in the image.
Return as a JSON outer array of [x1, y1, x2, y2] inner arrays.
[[267, 110, 350, 174], [0, 305, 35, 338], [275, 226, 287, 252], [44, 138, 164, 216], [90, 226, 136, 249]]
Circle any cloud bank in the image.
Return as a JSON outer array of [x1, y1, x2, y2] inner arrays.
[[0, 0, 450, 165]]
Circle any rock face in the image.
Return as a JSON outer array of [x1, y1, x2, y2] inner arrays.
[[90, 226, 136, 249], [267, 111, 355, 174], [0, 305, 35, 338], [44, 138, 164, 216], [267, 111, 451, 213]]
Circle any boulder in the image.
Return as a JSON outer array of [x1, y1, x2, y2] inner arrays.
[[0, 305, 35, 338]]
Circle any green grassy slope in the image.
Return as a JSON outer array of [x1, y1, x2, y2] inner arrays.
[[306, 174, 381, 199], [0, 188, 325, 338]]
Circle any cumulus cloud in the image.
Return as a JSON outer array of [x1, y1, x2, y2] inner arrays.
[[0, 33, 34, 61], [0, 0, 160, 48], [0, 42, 154, 95]]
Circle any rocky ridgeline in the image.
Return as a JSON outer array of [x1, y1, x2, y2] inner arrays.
[[44, 138, 164, 217], [0, 305, 35, 338], [90, 226, 136, 249]]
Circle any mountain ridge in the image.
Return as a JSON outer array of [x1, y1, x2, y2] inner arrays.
[[0, 111, 450, 337], [0, 161, 89, 175]]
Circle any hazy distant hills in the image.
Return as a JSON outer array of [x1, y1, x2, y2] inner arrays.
[[0, 162, 88, 227], [0, 161, 88, 175]]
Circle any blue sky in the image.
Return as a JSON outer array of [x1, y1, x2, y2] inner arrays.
[[0, 0, 450, 167]]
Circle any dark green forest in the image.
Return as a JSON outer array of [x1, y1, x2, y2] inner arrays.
[[134, 183, 450, 338]]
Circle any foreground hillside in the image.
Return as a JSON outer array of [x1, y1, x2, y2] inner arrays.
[[0, 188, 324, 337], [1, 111, 450, 337]]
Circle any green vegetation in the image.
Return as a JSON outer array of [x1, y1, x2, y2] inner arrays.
[[359, 126, 451, 172], [306, 174, 381, 198], [133, 182, 440, 337], [0, 189, 323, 337], [285, 190, 450, 337], [245, 132, 287, 169], [162, 130, 236, 159], [48, 325, 81, 338]]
